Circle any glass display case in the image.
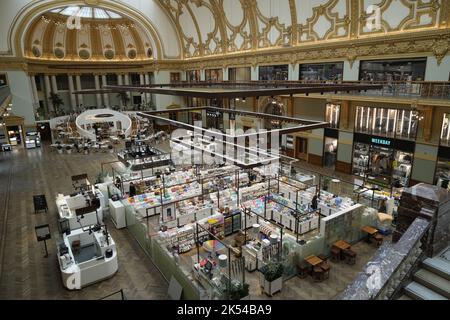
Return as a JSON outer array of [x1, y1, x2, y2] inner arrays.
[[25, 131, 41, 149], [299, 62, 344, 81], [359, 58, 426, 82], [259, 65, 288, 81]]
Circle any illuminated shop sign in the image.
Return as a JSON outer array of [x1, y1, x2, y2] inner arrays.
[[371, 138, 392, 146]]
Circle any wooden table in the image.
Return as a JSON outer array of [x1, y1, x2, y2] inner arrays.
[[361, 226, 379, 243], [361, 226, 378, 235], [305, 255, 323, 266], [333, 240, 351, 251]]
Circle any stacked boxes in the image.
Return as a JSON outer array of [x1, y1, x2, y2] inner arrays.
[[394, 183, 450, 256]]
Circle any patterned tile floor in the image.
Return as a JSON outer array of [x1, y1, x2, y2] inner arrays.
[[0, 144, 167, 300], [0, 142, 382, 300]]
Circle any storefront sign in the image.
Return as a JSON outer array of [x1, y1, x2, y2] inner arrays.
[[371, 138, 392, 146], [354, 133, 415, 152]]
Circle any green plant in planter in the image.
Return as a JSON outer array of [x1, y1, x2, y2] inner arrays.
[[225, 282, 250, 300], [57, 145, 63, 150], [65, 145, 72, 151], [322, 177, 331, 191], [95, 172, 107, 184], [262, 261, 284, 282]]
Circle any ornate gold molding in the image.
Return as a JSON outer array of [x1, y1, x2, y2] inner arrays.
[[180, 28, 450, 69], [2, 26, 449, 73]]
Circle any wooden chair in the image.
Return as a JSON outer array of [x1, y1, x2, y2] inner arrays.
[[343, 249, 357, 265], [318, 254, 328, 262], [297, 263, 310, 279], [320, 262, 331, 280], [330, 246, 341, 262], [313, 266, 324, 282], [373, 234, 383, 247]]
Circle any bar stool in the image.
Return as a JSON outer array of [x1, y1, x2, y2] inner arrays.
[[320, 262, 331, 280], [297, 263, 310, 279], [343, 249, 357, 265], [330, 246, 340, 262], [373, 234, 383, 247], [313, 266, 324, 282]]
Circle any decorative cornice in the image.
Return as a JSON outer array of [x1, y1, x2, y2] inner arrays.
[[178, 28, 450, 70], [1, 29, 449, 73]]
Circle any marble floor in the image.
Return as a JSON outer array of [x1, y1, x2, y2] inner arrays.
[[0, 144, 168, 300]]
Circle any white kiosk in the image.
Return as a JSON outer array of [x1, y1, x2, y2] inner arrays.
[[56, 189, 105, 230], [57, 226, 118, 289]]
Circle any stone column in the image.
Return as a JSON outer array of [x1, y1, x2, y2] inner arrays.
[[140, 73, 146, 105], [340, 100, 351, 130], [75, 75, 84, 108], [51, 75, 58, 94], [94, 74, 102, 107], [68, 75, 77, 112], [144, 73, 151, 106], [101, 74, 109, 107], [29, 75, 39, 109], [44, 75, 53, 112], [418, 105, 433, 142], [124, 73, 131, 101], [117, 74, 124, 108]]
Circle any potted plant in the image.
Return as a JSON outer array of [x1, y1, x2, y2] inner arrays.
[[49, 91, 64, 116], [117, 92, 130, 107], [225, 282, 250, 300], [57, 145, 63, 154], [83, 146, 89, 155], [322, 177, 331, 191], [259, 261, 284, 296], [108, 145, 114, 153], [66, 145, 72, 154]]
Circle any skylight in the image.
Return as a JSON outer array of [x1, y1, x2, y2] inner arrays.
[[50, 6, 123, 19]]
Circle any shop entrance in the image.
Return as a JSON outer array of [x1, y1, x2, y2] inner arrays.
[[7, 125, 22, 146], [296, 137, 308, 161], [37, 122, 51, 142], [323, 137, 338, 169], [352, 134, 414, 189]]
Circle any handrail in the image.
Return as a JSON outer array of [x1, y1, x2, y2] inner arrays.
[[99, 289, 126, 300], [339, 218, 430, 300]]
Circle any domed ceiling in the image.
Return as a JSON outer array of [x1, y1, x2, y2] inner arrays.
[[24, 6, 155, 62]]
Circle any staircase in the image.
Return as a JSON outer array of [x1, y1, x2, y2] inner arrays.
[[398, 249, 450, 300]]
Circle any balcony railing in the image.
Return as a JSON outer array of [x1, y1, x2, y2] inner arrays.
[[343, 81, 450, 100]]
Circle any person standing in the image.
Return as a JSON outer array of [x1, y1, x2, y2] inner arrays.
[[129, 182, 137, 197]]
